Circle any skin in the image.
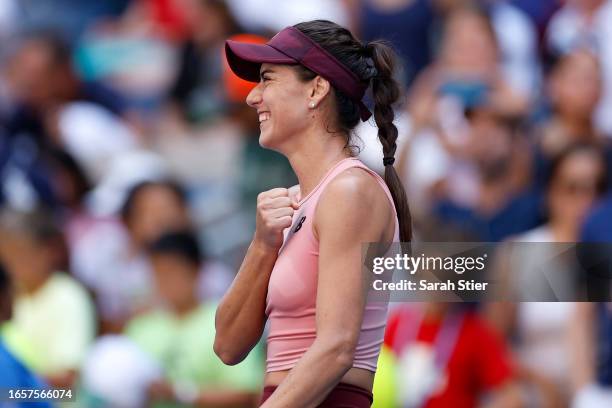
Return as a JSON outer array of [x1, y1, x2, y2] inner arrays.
[[150, 253, 201, 317], [214, 63, 396, 407], [542, 51, 602, 156], [125, 185, 191, 250], [547, 151, 605, 242], [0, 232, 54, 296], [550, 51, 601, 124]]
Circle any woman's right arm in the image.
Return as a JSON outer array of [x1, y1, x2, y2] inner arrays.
[[214, 187, 298, 365]]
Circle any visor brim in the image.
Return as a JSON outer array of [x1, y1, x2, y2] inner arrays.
[[225, 40, 296, 83]]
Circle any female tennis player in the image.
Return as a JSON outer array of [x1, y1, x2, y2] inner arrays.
[[214, 20, 411, 407]]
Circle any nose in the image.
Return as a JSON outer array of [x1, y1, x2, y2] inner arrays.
[[246, 81, 263, 108]]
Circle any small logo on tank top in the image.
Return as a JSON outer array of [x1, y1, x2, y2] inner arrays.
[[293, 216, 306, 233]]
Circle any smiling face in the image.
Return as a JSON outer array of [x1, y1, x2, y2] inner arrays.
[[246, 63, 317, 152]]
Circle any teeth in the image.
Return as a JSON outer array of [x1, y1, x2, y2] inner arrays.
[[259, 112, 270, 122]]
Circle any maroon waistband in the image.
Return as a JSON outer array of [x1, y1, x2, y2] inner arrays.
[[260, 382, 373, 407]]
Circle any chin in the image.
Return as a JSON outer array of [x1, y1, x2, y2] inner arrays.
[[258, 132, 273, 149], [258, 129, 280, 151]]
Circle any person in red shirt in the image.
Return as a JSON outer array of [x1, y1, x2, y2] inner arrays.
[[384, 303, 522, 408]]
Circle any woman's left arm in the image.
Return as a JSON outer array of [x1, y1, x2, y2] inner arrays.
[[260, 171, 391, 408]]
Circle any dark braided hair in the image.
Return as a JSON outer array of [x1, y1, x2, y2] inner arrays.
[[292, 20, 412, 241]]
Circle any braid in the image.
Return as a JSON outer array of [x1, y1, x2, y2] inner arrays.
[[367, 41, 399, 162], [367, 40, 412, 242]]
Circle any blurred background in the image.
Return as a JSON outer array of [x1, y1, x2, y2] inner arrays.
[[0, 0, 611, 407]]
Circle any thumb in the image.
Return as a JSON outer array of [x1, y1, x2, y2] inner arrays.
[[288, 184, 301, 209]]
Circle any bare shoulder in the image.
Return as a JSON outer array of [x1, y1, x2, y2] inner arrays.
[[314, 167, 393, 241], [323, 167, 387, 205]]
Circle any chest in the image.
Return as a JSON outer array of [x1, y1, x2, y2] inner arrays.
[[266, 204, 320, 314]]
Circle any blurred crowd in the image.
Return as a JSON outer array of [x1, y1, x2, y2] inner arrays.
[[1, 0, 612, 407]]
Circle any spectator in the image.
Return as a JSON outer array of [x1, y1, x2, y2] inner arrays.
[[165, 0, 242, 126], [431, 106, 541, 241], [398, 4, 533, 221], [380, 303, 521, 408], [0, 209, 96, 388], [532, 49, 612, 188], [0, 262, 52, 408], [526, 143, 607, 243], [71, 180, 191, 333], [126, 230, 263, 407], [487, 143, 608, 406], [0, 32, 134, 210], [3, 31, 128, 128], [409, 5, 529, 124], [546, 0, 612, 136]]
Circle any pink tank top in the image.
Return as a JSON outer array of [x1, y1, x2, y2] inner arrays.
[[265, 157, 399, 372]]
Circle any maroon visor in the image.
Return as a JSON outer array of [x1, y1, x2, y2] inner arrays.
[[225, 26, 372, 121]]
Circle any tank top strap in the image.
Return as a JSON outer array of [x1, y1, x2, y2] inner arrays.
[[297, 158, 399, 240], [298, 157, 394, 208], [297, 158, 360, 206]]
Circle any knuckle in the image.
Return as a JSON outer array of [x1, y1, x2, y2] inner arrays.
[[277, 197, 290, 208], [261, 198, 273, 210]]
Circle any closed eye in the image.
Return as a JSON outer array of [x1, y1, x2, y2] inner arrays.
[[260, 68, 274, 82]]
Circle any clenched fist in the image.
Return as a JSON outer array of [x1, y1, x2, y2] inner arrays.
[[254, 186, 300, 251]]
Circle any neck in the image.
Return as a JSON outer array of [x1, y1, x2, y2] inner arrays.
[[549, 218, 579, 242], [477, 176, 513, 215], [19, 272, 51, 296], [557, 114, 594, 139], [172, 295, 199, 318], [284, 129, 351, 198]]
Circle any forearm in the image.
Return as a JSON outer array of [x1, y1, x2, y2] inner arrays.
[[260, 339, 354, 408], [215, 239, 277, 362]]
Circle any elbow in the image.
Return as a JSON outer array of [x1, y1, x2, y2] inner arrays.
[[213, 337, 243, 366], [325, 335, 357, 372], [335, 348, 356, 372], [213, 311, 241, 365]]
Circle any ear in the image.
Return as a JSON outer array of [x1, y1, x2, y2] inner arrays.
[[309, 75, 331, 106]]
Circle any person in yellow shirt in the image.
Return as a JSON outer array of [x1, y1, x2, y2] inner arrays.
[[125, 230, 263, 407], [0, 209, 96, 388]]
